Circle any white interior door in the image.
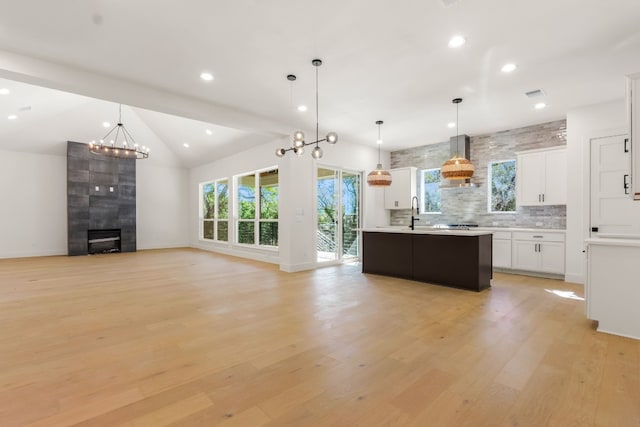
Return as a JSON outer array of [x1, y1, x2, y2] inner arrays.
[[590, 134, 640, 237]]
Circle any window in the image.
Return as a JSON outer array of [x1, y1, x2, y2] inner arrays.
[[236, 168, 278, 247], [489, 160, 516, 212], [421, 168, 441, 213], [200, 179, 229, 241]]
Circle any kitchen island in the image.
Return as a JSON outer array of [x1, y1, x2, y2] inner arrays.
[[361, 228, 493, 291]]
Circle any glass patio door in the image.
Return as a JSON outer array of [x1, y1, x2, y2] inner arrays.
[[316, 167, 361, 262]]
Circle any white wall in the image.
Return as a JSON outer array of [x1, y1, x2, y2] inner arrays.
[[565, 99, 626, 284], [0, 149, 67, 258], [189, 137, 389, 271], [137, 162, 189, 249], [0, 145, 189, 258]]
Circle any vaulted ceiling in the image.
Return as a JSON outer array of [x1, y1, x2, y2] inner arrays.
[[1, 0, 639, 166]]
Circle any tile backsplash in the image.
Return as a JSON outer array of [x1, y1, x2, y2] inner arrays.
[[389, 120, 567, 229]]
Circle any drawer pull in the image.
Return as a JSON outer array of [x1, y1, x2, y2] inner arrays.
[[533, 235, 543, 238]]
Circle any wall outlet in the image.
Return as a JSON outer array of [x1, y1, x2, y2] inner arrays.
[[492, 221, 498, 226], [536, 222, 543, 227]]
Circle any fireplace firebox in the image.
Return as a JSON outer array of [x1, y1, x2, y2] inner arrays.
[[88, 229, 121, 254]]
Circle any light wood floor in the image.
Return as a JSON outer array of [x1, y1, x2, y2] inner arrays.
[[0, 248, 638, 427]]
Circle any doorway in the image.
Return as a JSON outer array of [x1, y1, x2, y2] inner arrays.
[[316, 167, 362, 263], [590, 133, 640, 238]]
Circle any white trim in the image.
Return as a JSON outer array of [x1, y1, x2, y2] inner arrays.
[[191, 242, 279, 264], [596, 326, 640, 341], [0, 249, 67, 259], [564, 273, 584, 285], [279, 262, 318, 272], [515, 145, 566, 156], [137, 242, 189, 250]]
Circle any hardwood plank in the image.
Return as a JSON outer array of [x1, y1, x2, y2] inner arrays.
[[0, 248, 638, 426]]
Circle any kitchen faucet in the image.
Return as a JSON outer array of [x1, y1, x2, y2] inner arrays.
[[410, 196, 420, 230]]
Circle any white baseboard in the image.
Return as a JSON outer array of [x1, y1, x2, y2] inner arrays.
[[0, 248, 67, 259], [563, 273, 585, 285], [137, 242, 190, 250], [191, 242, 279, 265], [279, 262, 317, 273]]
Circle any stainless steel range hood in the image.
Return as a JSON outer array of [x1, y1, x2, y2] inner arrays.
[[440, 134, 477, 189]]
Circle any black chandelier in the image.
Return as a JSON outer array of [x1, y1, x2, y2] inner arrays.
[[276, 59, 338, 159], [89, 104, 149, 159]]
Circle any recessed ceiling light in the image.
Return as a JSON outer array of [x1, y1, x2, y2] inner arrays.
[[535, 102, 547, 110], [297, 105, 308, 112], [183, 143, 190, 148], [205, 129, 213, 135], [501, 63, 517, 73], [447, 122, 456, 128], [200, 72, 214, 81], [0, 88, 10, 95], [448, 35, 466, 48], [102, 121, 111, 128], [7, 114, 17, 120], [376, 139, 383, 145]]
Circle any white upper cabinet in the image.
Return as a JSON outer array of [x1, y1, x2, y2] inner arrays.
[[627, 73, 640, 200], [384, 167, 417, 210], [516, 147, 567, 206]]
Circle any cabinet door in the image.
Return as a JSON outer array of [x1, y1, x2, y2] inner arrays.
[[517, 153, 544, 206], [384, 168, 413, 209], [543, 149, 567, 205], [493, 239, 512, 269], [539, 241, 565, 274], [511, 240, 539, 271]]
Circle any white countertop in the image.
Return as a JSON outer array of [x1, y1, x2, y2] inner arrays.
[[360, 227, 492, 236], [364, 225, 565, 235], [585, 237, 640, 247]]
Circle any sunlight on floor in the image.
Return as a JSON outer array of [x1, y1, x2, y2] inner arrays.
[[545, 289, 584, 301]]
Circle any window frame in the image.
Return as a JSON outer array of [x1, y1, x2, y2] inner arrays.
[[420, 167, 442, 214], [235, 166, 279, 248], [199, 178, 229, 242], [487, 159, 517, 214]]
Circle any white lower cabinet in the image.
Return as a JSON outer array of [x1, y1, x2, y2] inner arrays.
[[587, 240, 640, 339], [511, 232, 565, 275], [492, 231, 512, 269]]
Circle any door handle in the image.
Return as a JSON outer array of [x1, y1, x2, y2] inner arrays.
[[542, 194, 545, 202], [624, 174, 630, 195], [624, 138, 629, 153], [538, 194, 541, 202]]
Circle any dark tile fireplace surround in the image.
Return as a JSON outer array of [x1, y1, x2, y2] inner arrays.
[[67, 141, 136, 256]]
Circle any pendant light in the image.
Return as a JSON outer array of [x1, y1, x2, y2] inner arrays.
[[441, 98, 474, 180], [275, 59, 338, 159], [367, 120, 392, 187]]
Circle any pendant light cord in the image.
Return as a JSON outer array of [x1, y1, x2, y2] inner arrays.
[[377, 123, 381, 164], [315, 65, 319, 147], [456, 101, 459, 156], [118, 104, 122, 125]]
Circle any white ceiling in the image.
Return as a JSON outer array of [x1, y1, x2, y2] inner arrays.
[[1, 0, 640, 161]]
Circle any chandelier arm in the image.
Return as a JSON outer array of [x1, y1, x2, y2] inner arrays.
[[121, 126, 137, 146], [101, 124, 119, 142], [113, 126, 122, 146]]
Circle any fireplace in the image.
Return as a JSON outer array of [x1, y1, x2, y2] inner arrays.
[[88, 229, 121, 254]]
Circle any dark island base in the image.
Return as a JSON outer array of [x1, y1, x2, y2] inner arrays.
[[362, 232, 492, 292]]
